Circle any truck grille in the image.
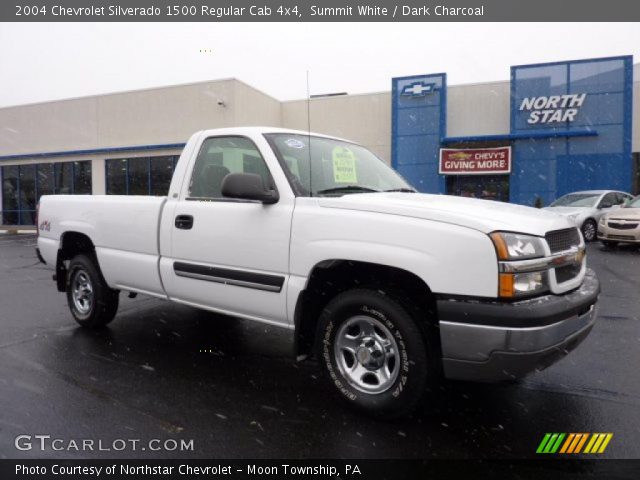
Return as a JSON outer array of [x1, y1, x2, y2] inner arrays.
[[546, 227, 581, 253], [608, 221, 638, 230]]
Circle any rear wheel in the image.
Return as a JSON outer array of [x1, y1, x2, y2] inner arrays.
[[602, 240, 619, 249], [581, 219, 597, 242], [316, 288, 433, 418], [66, 254, 119, 328]]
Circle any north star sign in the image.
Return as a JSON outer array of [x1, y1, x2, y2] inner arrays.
[[401, 81, 437, 97], [519, 93, 587, 124]]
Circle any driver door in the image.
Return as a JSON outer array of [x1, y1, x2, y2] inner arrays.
[[161, 135, 294, 327]]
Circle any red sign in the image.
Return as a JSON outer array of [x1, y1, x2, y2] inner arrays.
[[439, 147, 511, 175]]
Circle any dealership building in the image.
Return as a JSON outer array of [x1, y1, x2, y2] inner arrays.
[[0, 55, 638, 225]]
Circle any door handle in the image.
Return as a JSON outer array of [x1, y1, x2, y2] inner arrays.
[[175, 214, 194, 230]]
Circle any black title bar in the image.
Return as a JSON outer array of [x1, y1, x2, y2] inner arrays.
[[3, 459, 640, 480], [3, 0, 640, 22]]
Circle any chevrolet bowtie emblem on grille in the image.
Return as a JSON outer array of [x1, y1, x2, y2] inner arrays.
[[401, 81, 437, 97]]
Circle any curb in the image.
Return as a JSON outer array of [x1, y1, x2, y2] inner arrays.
[[0, 229, 37, 235]]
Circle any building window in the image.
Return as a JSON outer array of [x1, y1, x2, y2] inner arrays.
[[127, 158, 149, 195], [2, 165, 19, 225], [54, 162, 73, 194], [106, 158, 127, 195], [37, 163, 55, 197], [1, 160, 92, 226], [105, 156, 179, 196], [19, 164, 36, 225], [150, 156, 175, 196], [74, 161, 92, 194]]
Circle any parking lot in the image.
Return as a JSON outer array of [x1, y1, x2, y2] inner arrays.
[[0, 234, 639, 459]]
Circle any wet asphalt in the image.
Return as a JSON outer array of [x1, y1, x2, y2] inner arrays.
[[0, 234, 639, 459]]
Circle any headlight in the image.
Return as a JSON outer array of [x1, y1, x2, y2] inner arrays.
[[490, 232, 546, 260], [599, 216, 606, 225], [490, 232, 549, 298], [499, 271, 548, 298], [567, 213, 579, 222]]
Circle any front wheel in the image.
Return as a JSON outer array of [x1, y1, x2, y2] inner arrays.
[[66, 254, 119, 328], [316, 289, 432, 418], [581, 219, 597, 242]]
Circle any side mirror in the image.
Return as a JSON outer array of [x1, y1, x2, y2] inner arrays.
[[221, 173, 279, 204]]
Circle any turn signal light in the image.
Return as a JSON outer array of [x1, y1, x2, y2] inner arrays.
[[499, 273, 515, 297], [490, 232, 509, 260]]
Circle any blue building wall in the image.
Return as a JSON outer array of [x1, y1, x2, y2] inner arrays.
[[510, 56, 633, 205], [391, 73, 447, 194], [391, 56, 634, 205]]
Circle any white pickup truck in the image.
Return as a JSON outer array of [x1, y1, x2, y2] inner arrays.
[[37, 127, 599, 417]]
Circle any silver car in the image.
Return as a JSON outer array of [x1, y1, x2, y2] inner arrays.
[[598, 195, 640, 247], [545, 190, 634, 242]]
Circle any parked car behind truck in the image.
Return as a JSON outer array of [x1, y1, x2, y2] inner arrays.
[[598, 195, 640, 247], [545, 190, 633, 242], [37, 127, 600, 417]]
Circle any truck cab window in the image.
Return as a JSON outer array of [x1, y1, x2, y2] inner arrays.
[[189, 137, 273, 199]]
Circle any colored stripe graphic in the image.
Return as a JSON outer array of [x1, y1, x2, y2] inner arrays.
[[574, 433, 589, 453], [550, 433, 565, 453], [537, 433, 552, 453], [559, 433, 575, 453], [536, 433, 565, 453], [567, 433, 583, 453], [598, 433, 614, 453], [584, 433, 614, 453], [538, 433, 613, 454], [583, 434, 599, 453]]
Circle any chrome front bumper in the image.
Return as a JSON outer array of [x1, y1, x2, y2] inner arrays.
[[437, 269, 600, 382]]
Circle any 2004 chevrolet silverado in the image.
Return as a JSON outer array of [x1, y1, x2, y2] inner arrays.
[[36, 127, 599, 417]]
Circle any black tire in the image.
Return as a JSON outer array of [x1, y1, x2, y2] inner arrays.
[[316, 288, 433, 418], [602, 240, 618, 249], [66, 254, 119, 328], [581, 219, 597, 242]]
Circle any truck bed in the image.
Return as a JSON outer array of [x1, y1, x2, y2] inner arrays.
[[38, 195, 168, 297]]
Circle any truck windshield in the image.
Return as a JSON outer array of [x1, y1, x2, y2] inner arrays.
[[264, 133, 413, 196]]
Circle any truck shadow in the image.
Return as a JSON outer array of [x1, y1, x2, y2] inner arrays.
[[36, 298, 602, 458]]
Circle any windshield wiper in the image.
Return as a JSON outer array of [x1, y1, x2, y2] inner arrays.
[[316, 186, 380, 195], [383, 188, 416, 193]]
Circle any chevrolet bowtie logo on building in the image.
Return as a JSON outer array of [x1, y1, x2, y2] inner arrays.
[[401, 81, 437, 97], [448, 152, 473, 161], [536, 433, 613, 454]]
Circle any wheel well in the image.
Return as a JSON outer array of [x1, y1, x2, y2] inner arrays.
[[55, 232, 96, 292], [294, 260, 440, 361]]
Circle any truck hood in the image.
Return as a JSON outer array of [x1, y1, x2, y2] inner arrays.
[[318, 193, 573, 236]]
